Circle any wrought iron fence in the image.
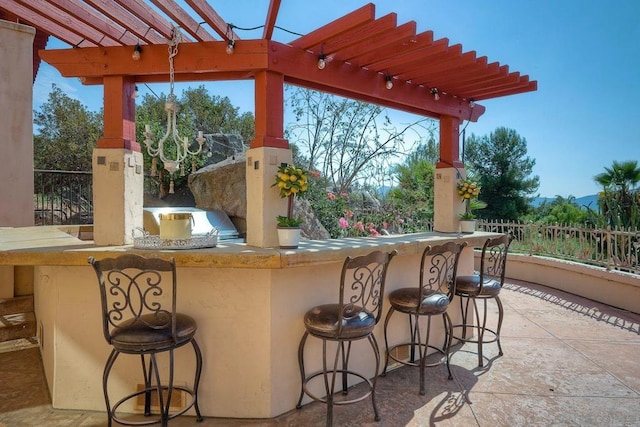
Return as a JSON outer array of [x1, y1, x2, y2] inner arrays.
[[478, 219, 640, 275], [34, 170, 93, 225]]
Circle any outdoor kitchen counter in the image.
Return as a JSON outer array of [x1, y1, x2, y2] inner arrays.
[[1, 225, 501, 420], [0, 225, 497, 268]]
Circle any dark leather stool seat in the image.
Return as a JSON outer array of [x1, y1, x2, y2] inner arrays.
[[382, 242, 465, 395]]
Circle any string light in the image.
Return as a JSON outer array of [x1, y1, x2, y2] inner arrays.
[[132, 43, 142, 60], [431, 88, 440, 101], [317, 53, 326, 70], [226, 39, 235, 54], [385, 75, 393, 90]]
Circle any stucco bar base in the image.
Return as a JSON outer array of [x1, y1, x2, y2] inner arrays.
[[24, 231, 495, 419]]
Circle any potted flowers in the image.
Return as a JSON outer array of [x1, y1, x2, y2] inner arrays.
[[457, 177, 487, 233], [273, 164, 308, 248]]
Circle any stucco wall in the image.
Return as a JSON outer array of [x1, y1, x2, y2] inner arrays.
[[0, 20, 34, 227], [504, 253, 640, 314]]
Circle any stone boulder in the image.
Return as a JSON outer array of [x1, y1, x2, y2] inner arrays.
[[295, 198, 330, 240], [189, 153, 247, 235], [188, 152, 330, 241]]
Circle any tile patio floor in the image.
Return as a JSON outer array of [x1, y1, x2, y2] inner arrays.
[[1, 279, 639, 426]]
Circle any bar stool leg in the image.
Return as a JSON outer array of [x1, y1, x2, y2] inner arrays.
[[296, 332, 310, 409], [495, 296, 504, 357], [191, 339, 204, 422], [381, 307, 395, 376], [103, 349, 119, 427], [368, 334, 381, 421]]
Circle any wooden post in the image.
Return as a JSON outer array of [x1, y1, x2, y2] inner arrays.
[[92, 75, 144, 245]]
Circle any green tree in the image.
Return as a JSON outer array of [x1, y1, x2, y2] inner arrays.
[[527, 195, 590, 225], [386, 142, 437, 232], [593, 160, 640, 228], [33, 84, 102, 171], [464, 127, 539, 220]]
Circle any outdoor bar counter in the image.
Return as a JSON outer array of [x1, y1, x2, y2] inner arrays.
[[0, 226, 499, 419]]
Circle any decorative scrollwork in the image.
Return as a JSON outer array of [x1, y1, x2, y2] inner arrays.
[[104, 269, 169, 329]]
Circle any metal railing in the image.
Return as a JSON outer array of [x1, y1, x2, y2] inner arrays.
[[478, 219, 640, 275], [34, 170, 93, 225]]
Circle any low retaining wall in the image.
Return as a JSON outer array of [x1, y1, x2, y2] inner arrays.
[[497, 253, 640, 314]]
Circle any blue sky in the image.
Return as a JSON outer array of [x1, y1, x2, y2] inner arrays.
[[33, 0, 640, 198]]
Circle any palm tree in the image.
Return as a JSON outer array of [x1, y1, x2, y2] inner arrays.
[[594, 160, 640, 228], [594, 160, 640, 192]]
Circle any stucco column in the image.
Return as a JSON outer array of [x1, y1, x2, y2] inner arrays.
[[245, 147, 292, 248], [246, 70, 290, 247], [0, 21, 34, 228], [92, 76, 143, 245], [434, 115, 466, 233]]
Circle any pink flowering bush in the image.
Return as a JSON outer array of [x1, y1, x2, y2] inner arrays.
[[303, 171, 395, 238]]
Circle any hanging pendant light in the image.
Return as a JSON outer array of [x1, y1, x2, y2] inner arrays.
[[143, 26, 205, 193]]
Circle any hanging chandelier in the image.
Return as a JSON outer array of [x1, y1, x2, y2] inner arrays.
[[143, 26, 205, 193]]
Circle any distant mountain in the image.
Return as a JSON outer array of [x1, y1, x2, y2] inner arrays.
[[530, 194, 598, 209]]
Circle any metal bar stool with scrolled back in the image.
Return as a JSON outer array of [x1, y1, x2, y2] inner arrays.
[[296, 250, 397, 427], [88, 254, 203, 427], [381, 241, 466, 395], [451, 234, 514, 367]]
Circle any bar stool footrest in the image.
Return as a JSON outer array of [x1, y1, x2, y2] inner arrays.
[[450, 324, 499, 345], [301, 369, 374, 406], [110, 385, 198, 426], [387, 342, 447, 368]]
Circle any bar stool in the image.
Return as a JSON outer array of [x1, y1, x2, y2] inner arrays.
[[451, 234, 514, 367], [89, 254, 203, 427], [296, 250, 397, 427], [382, 242, 466, 395]]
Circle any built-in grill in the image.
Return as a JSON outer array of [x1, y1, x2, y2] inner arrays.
[[143, 207, 242, 242]]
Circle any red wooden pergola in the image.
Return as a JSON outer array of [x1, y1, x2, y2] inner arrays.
[[0, 1, 535, 167], [0, 0, 536, 245]]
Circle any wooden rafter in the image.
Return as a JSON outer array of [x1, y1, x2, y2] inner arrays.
[[290, 3, 375, 51], [2, 1, 96, 47], [82, 0, 167, 44], [315, 13, 397, 56], [338, 21, 416, 63], [355, 29, 431, 68], [149, 0, 215, 42], [41, 0, 139, 46], [15, 0, 124, 46], [184, 0, 238, 41], [262, 0, 281, 40]]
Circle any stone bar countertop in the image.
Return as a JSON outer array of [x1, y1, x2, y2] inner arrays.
[[0, 225, 498, 269]]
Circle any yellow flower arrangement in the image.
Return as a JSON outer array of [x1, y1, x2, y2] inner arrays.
[[457, 178, 486, 220], [273, 164, 309, 227], [274, 164, 308, 198], [457, 178, 480, 200]]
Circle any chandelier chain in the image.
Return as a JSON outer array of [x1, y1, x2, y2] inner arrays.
[[167, 27, 182, 101]]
